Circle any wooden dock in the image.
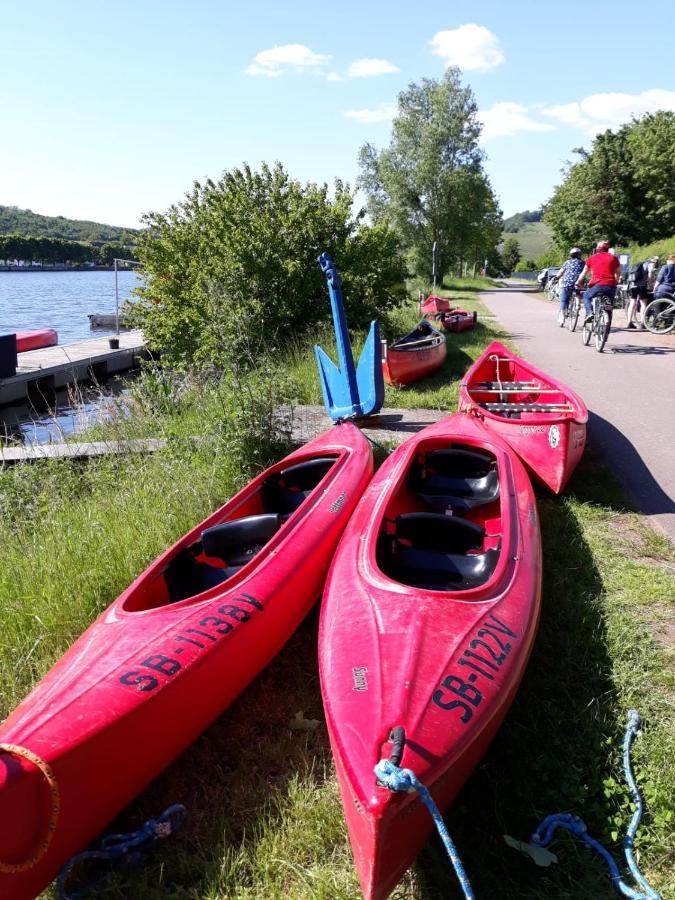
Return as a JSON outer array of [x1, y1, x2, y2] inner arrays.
[[0, 330, 147, 406]]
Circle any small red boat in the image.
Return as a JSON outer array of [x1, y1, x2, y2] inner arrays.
[[434, 309, 477, 333], [458, 341, 587, 494], [0, 424, 373, 900], [419, 294, 451, 316], [320, 413, 542, 900], [382, 320, 447, 386], [15, 329, 58, 352]]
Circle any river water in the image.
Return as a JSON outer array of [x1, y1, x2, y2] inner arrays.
[[0, 269, 141, 343], [0, 270, 142, 445]]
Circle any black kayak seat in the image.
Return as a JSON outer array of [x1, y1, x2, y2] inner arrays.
[[378, 512, 499, 591], [408, 448, 500, 511], [164, 513, 282, 603], [262, 457, 335, 515]]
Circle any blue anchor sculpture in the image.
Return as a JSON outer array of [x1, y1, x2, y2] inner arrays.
[[315, 252, 384, 422]]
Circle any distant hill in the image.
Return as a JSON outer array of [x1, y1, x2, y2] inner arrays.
[[503, 209, 543, 233], [0, 205, 138, 243], [501, 213, 555, 263]]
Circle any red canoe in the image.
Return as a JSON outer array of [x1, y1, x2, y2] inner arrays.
[[319, 413, 542, 900], [459, 341, 587, 493], [382, 320, 447, 386], [419, 294, 451, 316], [15, 329, 58, 352], [434, 309, 477, 333], [0, 424, 373, 900]]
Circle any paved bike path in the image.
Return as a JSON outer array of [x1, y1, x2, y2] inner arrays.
[[481, 288, 675, 541]]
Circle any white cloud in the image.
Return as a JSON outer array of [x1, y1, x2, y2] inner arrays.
[[478, 102, 554, 140], [343, 103, 397, 123], [543, 89, 675, 134], [429, 25, 504, 72], [347, 58, 399, 78], [245, 44, 331, 77], [326, 72, 343, 82]]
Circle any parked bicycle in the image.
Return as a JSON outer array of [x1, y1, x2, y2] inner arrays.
[[642, 293, 675, 335], [557, 288, 582, 331], [547, 278, 561, 303], [582, 293, 613, 352]]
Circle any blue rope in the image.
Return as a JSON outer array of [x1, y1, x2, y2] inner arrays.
[[56, 804, 186, 900], [531, 711, 660, 900], [374, 758, 475, 900]]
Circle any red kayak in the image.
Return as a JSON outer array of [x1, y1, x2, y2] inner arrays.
[[434, 309, 477, 333], [15, 329, 58, 352], [459, 341, 587, 493], [419, 294, 451, 316], [319, 413, 541, 900], [382, 320, 447, 386], [0, 424, 373, 900]]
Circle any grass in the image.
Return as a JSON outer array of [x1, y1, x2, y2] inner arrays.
[[501, 222, 555, 263], [0, 282, 672, 898]]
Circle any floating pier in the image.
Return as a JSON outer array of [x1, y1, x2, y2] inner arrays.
[[0, 330, 147, 406]]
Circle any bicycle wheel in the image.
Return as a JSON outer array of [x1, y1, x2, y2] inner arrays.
[[582, 315, 593, 345], [567, 300, 579, 332], [643, 298, 675, 335], [595, 310, 611, 352]]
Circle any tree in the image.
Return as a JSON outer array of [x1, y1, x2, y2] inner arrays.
[[133, 163, 407, 369], [627, 111, 675, 241], [501, 237, 521, 272], [357, 68, 502, 279]]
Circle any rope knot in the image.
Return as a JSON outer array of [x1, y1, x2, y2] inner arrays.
[[374, 759, 418, 794]]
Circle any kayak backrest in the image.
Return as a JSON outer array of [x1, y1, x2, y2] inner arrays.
[[201, 513, 282, 562], [377, 512, 500, 591], [261, 457, 336, 515], [408, 448, 500, 511]]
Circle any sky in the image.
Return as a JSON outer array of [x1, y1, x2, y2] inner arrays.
[[2, 0, 674, 228]]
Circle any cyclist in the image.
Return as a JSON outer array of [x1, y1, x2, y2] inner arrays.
[[654, 254, 675, 299], [575, 240, 619, 317], [626, 255, 659, 329], [554, 247, 585, 320]]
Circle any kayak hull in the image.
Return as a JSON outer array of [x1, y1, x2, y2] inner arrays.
[[0, 424, 373, 900], [320, 413, 542, 899], [15, 329, 58, 352], [459, 340, 588, 493], [382, 321, 447, 386], [418, 294, 451, 316], [435, 309, 477, 333]]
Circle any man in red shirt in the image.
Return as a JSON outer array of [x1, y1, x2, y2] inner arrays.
[[575, 240, 620, 316]]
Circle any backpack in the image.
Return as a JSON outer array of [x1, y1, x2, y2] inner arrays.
[[628, 262, 646, 287]]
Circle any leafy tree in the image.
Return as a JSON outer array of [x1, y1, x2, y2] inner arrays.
[[133, 163, 407, 369], [501, 237, 521, 272], [627, 111, 675, 240], [514, 259, 537, 272], [503, 209, 543, 232], [357, 68, 502, 279]]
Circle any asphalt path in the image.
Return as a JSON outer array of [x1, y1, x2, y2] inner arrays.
[[481, 287, 675, 540]]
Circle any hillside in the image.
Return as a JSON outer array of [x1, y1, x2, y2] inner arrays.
[[503, 209, 543, 232], [501, 220, 555, 262], [0, 205, 138, 243]]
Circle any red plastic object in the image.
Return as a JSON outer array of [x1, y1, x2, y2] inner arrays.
[[0, 424, 373, 900], [419, 294, 451, 316], [319, 413, 541, 900], [435, 309, 477, 333], [459, 340, 587, 493], [381, 321, 447, 386], [15, 330, 58, 352]]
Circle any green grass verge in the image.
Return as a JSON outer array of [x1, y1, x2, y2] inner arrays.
[[0, 284, 671, 899]]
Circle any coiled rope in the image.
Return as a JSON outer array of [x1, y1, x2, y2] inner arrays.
[[374, 757, 475, 900], [0, 743, 60, 874], [56, 803, 186, 900], [531, 711, 660, 899]]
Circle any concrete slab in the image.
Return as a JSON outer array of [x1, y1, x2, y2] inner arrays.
[[481, 288, 675, 540]]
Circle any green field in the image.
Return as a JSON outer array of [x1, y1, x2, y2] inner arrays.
[[0, 282, 671, 899], [501, 222, 555, 263]]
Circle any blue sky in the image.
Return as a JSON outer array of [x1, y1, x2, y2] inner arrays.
[[2, 0, 674, 228]]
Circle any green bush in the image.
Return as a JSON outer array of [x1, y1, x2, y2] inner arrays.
[[133, 163, 407, 369], [514, 259, 537, 272]]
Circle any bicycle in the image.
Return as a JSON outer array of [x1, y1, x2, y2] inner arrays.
[[582, 292, 613, 352], [642, 293, 675, 335], [556, 288, 582, 331], [547, 279, 560, 303]]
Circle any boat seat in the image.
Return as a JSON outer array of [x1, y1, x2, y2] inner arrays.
[[261, 457, 335, 515], [482, 402, 570, 412], [164, 513, 282, 603], [408, 448, 500, 511], [378, 513, 499, 591]]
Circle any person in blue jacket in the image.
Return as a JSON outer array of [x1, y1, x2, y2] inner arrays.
[[654, 254, 675, 298]]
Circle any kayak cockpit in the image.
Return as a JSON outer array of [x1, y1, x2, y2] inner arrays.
[[376, 443, 503, 592], [123, 456, 338, 610], [465, 352, 573, 418]]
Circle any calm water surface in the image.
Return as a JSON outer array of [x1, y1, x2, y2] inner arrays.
[[0, 269, 142, 343]]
